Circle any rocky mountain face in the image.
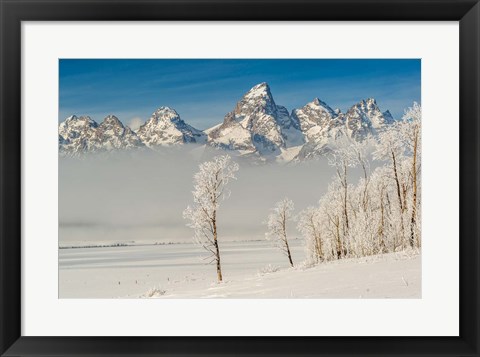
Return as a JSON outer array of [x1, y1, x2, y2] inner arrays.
[[207, 82, 303, 156], [58, 108, 205, 156], [96, 115, 144, 150], [206, 111, 257, 154], [344, 98, 394, 140], [58, 115, 144, 156], [58, 82, 396, 161], [58, 115, 99, 156], [136, 107, 206, 148], [292, 98, 344, 143], [290, 99, 345, 159]]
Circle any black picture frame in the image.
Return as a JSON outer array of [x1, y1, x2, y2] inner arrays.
[[1, 0, 479, 356]]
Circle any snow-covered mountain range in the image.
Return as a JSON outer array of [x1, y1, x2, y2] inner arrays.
[[59, 82, 396, 161]]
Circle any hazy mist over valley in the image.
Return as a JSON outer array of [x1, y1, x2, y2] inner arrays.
[[59, 148, 367, 247]]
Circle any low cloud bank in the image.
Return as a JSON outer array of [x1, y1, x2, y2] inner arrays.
[[59, 148, 364, 246]]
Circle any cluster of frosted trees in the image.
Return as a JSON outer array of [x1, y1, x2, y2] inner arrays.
[[184, 103, 421, 281], [298, 103, 421, 264]]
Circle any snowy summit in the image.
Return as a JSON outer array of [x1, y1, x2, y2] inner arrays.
[[58, 82, 396, 161]]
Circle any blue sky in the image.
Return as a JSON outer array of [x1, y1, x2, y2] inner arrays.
[[59, 59, 420, 130]]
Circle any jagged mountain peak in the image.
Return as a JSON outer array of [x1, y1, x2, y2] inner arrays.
[[59, 84, 399, 161], [244, 82, 271, 98], [59, 113, 144, 156], [63, 114, 98, 126], [236, 82, 277, 117], [344, 97, 394, 138], [236, 83, 290, 152], [65, 114, 78, 121], [58, 115, 98, 140], [98, 115, 128, 132], [137, 107, 205, 147], [351, 97, 382, 114], [304, 98, 337, 116], [208, 82, 306, 155], [96, 115, 144, 151], [149, 106, 181, 122], [58, 115, 100, 156], [153, 106, 178, 115], [142, 106, 189, 128], [101, 115, 123, 126], [291, 98, 344, 149], [311, 97, 329, 107]]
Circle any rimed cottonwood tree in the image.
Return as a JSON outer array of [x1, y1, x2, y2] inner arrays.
[[399, 102, 421, 247], [297, 206, 323, 263], [183, 155, 239, 282], [265, 198, 295, 267], [296, 103, 421, 264], [328, 133, 370, 257], [374, 120, 409, 248]]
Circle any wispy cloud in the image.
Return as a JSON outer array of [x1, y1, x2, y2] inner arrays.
[[127, 117, 144, 131]]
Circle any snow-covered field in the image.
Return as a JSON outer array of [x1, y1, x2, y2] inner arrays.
[[59, 240, 420, 299], [59, 151, 421, 299]]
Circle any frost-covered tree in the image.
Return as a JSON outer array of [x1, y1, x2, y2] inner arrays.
[[183, 155, 239, 282], [319, 182, 348, 259], [328, 133, 370, 245], [374, 122, 407, 210], [329, 139, 351, 233], [400, 103, 421, 247], [372, 103, 422, 249], [368, 166, 393, 253], [354, 136, 374, 211], [297, 206, 323, 263], [265, 198, 295, 267], [295, 104, 421, 265], [373, 121, 409, 247]]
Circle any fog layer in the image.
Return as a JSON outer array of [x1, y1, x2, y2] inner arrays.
[[59, 148, 363, 246]]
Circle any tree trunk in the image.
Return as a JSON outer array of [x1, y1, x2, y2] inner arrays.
[[379, 188, 386, 253], [410, 127, 419, 248], [316, 236, 322, 262], [212, 210, 223, 282], [392, 150, 406, 247], [392, 150, 403, 212], [335, 215, 343, 258], [282, 212, 294, 267], [343, 163, 349, 230], [311, 217, 322, 262], [285, 239, 294, 267], [359, 153, 369, 211]]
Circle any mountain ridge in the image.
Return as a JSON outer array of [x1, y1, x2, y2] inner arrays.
[[59, 82, 397, 161]]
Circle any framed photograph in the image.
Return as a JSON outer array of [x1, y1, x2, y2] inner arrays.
[[1, 0, 479, 356]]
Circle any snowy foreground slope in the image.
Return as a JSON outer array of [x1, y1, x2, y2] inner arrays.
[[59, 241, 420, 299]]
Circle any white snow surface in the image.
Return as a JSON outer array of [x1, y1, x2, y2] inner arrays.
[[59, 240, 420, 299], [207, 121, 256, 153]]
